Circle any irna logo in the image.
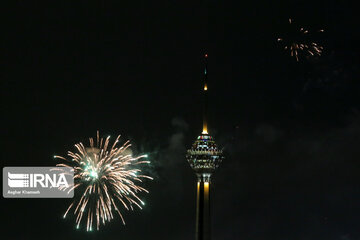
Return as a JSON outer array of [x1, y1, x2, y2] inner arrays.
[[8, 172, 69, 188], [3, 167, 74, 198]]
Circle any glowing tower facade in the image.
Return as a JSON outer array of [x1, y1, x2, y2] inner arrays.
[[186, 54, 224, 240]]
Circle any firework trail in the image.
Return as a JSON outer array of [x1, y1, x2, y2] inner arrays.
[[54, 131, 153, 231], [277, 18, 324, 61]]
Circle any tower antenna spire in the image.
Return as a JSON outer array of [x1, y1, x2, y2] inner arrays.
[[202, 53, 208, 134]]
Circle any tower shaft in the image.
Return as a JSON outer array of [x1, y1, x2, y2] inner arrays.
[[196, 178, 211, 240]]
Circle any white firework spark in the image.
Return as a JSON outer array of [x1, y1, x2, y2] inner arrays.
[[54, 131, 153, 231]]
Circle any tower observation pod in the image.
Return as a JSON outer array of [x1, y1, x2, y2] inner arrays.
[[186, 54, 224, 240]]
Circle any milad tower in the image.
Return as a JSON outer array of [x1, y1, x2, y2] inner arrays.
[[186, 53, 224, 240]]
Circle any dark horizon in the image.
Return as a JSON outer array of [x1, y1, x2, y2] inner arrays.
[[2, 0, 360, 239]]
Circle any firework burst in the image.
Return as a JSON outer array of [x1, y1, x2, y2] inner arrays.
[[54, 131, 153, 231], [277, 18, 324, 61]]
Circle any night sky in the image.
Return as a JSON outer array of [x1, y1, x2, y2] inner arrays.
[[2, 0, 360, 239]]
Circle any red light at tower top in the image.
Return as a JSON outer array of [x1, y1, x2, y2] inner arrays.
[[204, 53, 208, 58]]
